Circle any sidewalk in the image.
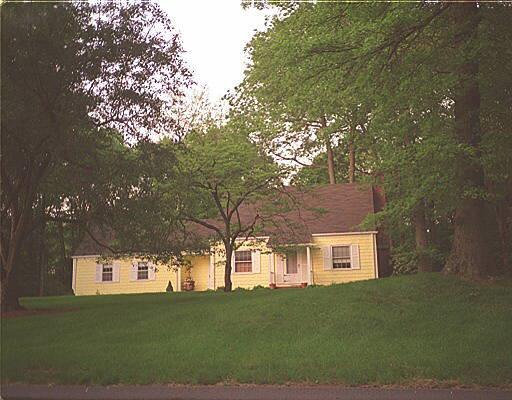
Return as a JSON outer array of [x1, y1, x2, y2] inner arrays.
[[2, 384, 511, 400]]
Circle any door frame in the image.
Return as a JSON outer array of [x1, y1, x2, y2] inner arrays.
[[277, 250, 301, 285]]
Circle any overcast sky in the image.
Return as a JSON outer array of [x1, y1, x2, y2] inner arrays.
[[161, 0, 272, 104]]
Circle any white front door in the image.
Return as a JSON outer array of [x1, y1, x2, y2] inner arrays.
[[283, 252, 300, 284]]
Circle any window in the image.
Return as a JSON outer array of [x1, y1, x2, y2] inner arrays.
[[286, 252, 298, 274], [102, 265, 113, 282], [234, 250, 252, 273], [332, 246, 351, 269], [137, 262, 149, 280]]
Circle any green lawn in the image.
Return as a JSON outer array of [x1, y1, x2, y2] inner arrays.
[[2, 274, 512, 387]]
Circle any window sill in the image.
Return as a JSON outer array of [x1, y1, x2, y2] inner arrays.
[[330, 267, 361, 271], [232, 271, 257, 275]]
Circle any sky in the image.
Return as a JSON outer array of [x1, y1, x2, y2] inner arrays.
[[160, 0, 273, 104]]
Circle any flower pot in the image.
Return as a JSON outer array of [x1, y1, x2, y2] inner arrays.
[[183, 279, 195, 291]]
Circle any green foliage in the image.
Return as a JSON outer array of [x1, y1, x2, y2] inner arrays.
[[291, 143, 373, 186], [232, 3, 375, 183], [1, 2, 192, 300], [173, 123, 287, 290], [177, 124, 286, 242], [240, 2, 512, 274]]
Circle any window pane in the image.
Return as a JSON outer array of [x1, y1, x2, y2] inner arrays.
[[235, 250, 251, 262], [333, 260, 351, 269], [332, 246, 350, 258], [286, 255, 298, 274], [102, 265, 113, 282], [234, 251, 252, 272], [137, 262, 149, 280], [235, 261, 252, 273]]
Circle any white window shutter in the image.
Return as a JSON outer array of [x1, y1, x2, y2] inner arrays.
[[323, 246, 332, 270], [350, 244, 360, 269], [252, 250, 261, 273], [231, 252, 236, 273], [130, 261, 138, 281], [149, 263, 156, 280], [95, 264, 102, 282], [113, 263, 120, 282]]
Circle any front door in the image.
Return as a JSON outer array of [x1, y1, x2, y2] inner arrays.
[[283, 252, 299, 283]]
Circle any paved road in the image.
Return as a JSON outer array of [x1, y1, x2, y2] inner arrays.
[[2, 384, 511, 400]]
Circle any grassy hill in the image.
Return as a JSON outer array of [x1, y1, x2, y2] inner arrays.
[[2, 273, 511, 387]]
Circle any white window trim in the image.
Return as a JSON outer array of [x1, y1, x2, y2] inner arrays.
[[99, 264, 116, 284], [331, 245, 352, 270], [130, 260, 155, 282], [233, 250, 253, 274], [136, 261, 150, 281], [329, 244, 361, 271]]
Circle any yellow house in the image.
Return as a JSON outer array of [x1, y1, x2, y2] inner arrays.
[[71, 184, 390, 295]]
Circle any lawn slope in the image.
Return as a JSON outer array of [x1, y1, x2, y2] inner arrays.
[[2, 274, 512, 386]]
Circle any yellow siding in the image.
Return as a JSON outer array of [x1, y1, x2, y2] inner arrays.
[[212, 241, 270, 289], [311, 234, 377, 285], [182, 255, 210, 291], [74, 257, 179, 296], [74, 233, 377, 295]]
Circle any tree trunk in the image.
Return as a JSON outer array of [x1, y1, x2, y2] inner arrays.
[[1, 279, 22, 311], [494, 201, 511, 275], [348, 139, 356, 183], [326, 139, 336, 185], [39, 221, 47, 297], [444, 3, 491, 278], [57, 220, 68, 283], [1, 280, 10, 311], [320, 116, 336, 184], [413, 200, 433, 273], [224, 242, 233, 292], [1, 211, 28, 311]]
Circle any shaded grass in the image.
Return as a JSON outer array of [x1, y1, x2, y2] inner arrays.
[[2, 274, 512, 386]]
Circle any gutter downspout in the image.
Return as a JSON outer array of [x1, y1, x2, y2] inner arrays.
[[72, 258, 77, 295], [373, 233, 380, 279]]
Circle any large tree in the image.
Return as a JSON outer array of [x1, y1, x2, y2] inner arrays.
[[1, 2, 192, 310], [242, 2, 512, 277], [177, 125, 286, 292], [233, 4, 373, 185]]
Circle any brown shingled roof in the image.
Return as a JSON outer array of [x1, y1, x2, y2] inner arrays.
[[73, 183, 377, 256], [73, 227, 115, 257], [265, 183, 375, 245]]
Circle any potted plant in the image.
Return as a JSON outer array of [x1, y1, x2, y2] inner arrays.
[[183, 266, 195, 291]]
